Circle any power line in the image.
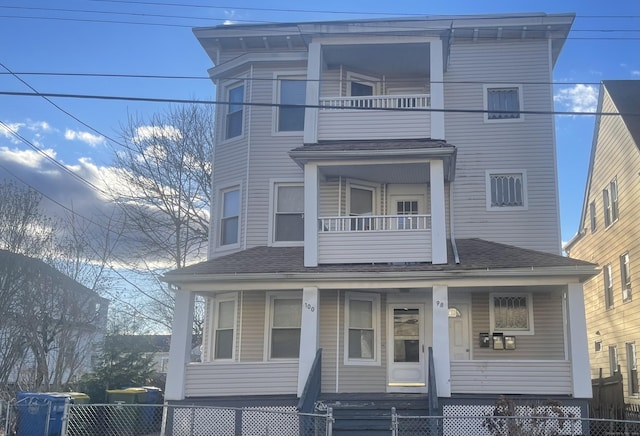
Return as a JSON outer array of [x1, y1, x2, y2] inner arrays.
[[1, 90, 633, 116], [2, 5, 639, 32], [0, 71, 614, 87], [2, 14, 640, 40]]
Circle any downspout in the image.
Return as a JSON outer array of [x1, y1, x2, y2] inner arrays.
[[449, 180, 460, 264], [242, 65, 253, 250]]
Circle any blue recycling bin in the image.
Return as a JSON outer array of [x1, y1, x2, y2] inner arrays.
[[141, 387, 163, 430], [16, 392, 68, 436]]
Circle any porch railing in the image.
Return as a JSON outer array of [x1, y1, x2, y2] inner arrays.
[[319, 215, 431, 232], [320, 94, 431, 110]]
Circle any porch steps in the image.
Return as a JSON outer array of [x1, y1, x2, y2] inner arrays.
[[318, 394, 431, 436]]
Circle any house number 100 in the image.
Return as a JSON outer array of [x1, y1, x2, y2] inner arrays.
[[304, 302, 315, 312]]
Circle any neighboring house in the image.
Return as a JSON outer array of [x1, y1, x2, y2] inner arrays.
[[163, 13, 598, 423], [565, 80, 640, 404], [0, 249, 109, 391], [112, 334, 201, 374]]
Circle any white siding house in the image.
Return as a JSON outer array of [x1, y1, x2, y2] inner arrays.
[[163, 13, 597, 420]]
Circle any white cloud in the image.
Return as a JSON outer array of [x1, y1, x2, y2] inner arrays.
[[554, 84, 598, 113], [632, 70, 640, 77], [26, 121, 52, 132], [0, 146, 57, 169], [64, 129, 105, 147], [0, 122, 25, 144]]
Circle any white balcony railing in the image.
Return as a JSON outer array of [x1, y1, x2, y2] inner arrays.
[[319, 215, 431, 232], [319, 94, 431, 110]]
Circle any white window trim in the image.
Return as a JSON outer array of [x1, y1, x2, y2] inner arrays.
[[604, 263, 614, 309], [210, 293, 238, 361], [220, 79, 246, 143], [589, 201, 597, 233], [346, 71, 382, 96], [344, 292, 382, 366], [217, 183, 242, 251], [627, 342, 638, 395], [272, 72, 307, 136], [604, 178, 619, 228], [346, 180, 380, 216], [485, 170, 528, 211], [489, 292, 535, 336], [268, 179, 304, 247], [483, 84, 524, 123], [263, 291, 303, 361], [621, 252, 631, 302]]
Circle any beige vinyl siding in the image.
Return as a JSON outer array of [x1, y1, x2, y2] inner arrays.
[[185, 361, 299, 397], [320, 68, 342, 97], [243, 65, 307, 248], [318, 231, 432, 264], [319, 180, 340, 217], [471, 289, 565, 360], [238, 291, 266, 361], [565, 87, 640, 400], [450, 361, 572, 395], [445, 39, 560, 254]]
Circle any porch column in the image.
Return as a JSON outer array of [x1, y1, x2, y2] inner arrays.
[[304, 42, 322, 144], [165, 288, 195, 400], [297, 287, 320, 397], [430, 160, 447, 264], [567, 283, 592, 398], [432, 285, 451, 397], [304, 162, 319, 267], [429, 39, 445, 140]]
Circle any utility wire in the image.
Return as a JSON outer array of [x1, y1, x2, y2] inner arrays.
[[2, 5, 639, 32], [0, 90, 632, 116], [2, 14, 640, 40], [0, 71, 615, 87]]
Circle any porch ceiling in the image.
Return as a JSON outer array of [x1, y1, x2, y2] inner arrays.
[[322, 43, 430, 78], [320, 162, 428, 184]]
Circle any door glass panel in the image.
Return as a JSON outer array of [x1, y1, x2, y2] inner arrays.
[[394, 308, 420, 363]]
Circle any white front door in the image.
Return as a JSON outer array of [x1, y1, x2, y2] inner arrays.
[[448, 303, 471, 360], [387, 304, 427, 392]]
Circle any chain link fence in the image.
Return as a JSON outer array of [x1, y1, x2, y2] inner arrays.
[[66, 403, 331, 436], [393, 413, 640, 436]]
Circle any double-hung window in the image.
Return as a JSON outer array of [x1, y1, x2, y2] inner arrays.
[[268, 294, 302, 359], [604, 264, 614, 309], [484, 85, 522, 121], [621, 253, 632, 302], [489, 293, 534, 335], [220, 187, 240, 246], [273, 184, 304, 243], [345, 293, 380, 365], [610, 345, 619, 375], [627, 342, 639, 395], [277, 77, 306, 132], [225, 84, 244, 139], [603, 178, 618, 227], [590, 201, 597, 232], [213, 296, 236, 360], [486, 171, 527, 209]]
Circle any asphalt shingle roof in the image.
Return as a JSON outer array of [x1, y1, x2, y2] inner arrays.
[[164, 238, 594, 278]]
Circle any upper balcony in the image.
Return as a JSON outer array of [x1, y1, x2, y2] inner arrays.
[[304, 39, 444, 144]]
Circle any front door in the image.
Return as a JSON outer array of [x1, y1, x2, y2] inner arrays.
[[387, 304, 427, 392], [448, 303, 471, 360]]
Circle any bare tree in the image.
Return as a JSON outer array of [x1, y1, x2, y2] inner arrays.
[[109, 104, 213, 333]]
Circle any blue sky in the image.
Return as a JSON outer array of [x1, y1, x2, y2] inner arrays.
[[0, 0, 639, 249]]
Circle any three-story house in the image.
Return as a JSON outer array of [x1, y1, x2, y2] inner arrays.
[[163, 12, 597, 428]]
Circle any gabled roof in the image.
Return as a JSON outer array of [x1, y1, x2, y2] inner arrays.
[[0, 248, 107, 302], [603, 80, 640, 148], [565, 80, 640, 249], [163, 238, 595, 284]]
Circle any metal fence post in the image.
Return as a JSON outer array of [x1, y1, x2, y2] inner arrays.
[[60, 398, 71, 436], [160, 401, 168, 436], [326, 407, 333, 436], [391, 407, 398, 436]]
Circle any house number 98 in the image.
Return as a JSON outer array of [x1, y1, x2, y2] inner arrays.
[[305, 302, 315, 312]]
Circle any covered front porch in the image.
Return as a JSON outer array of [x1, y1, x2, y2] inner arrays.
[[162, 244, 596, 403]]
